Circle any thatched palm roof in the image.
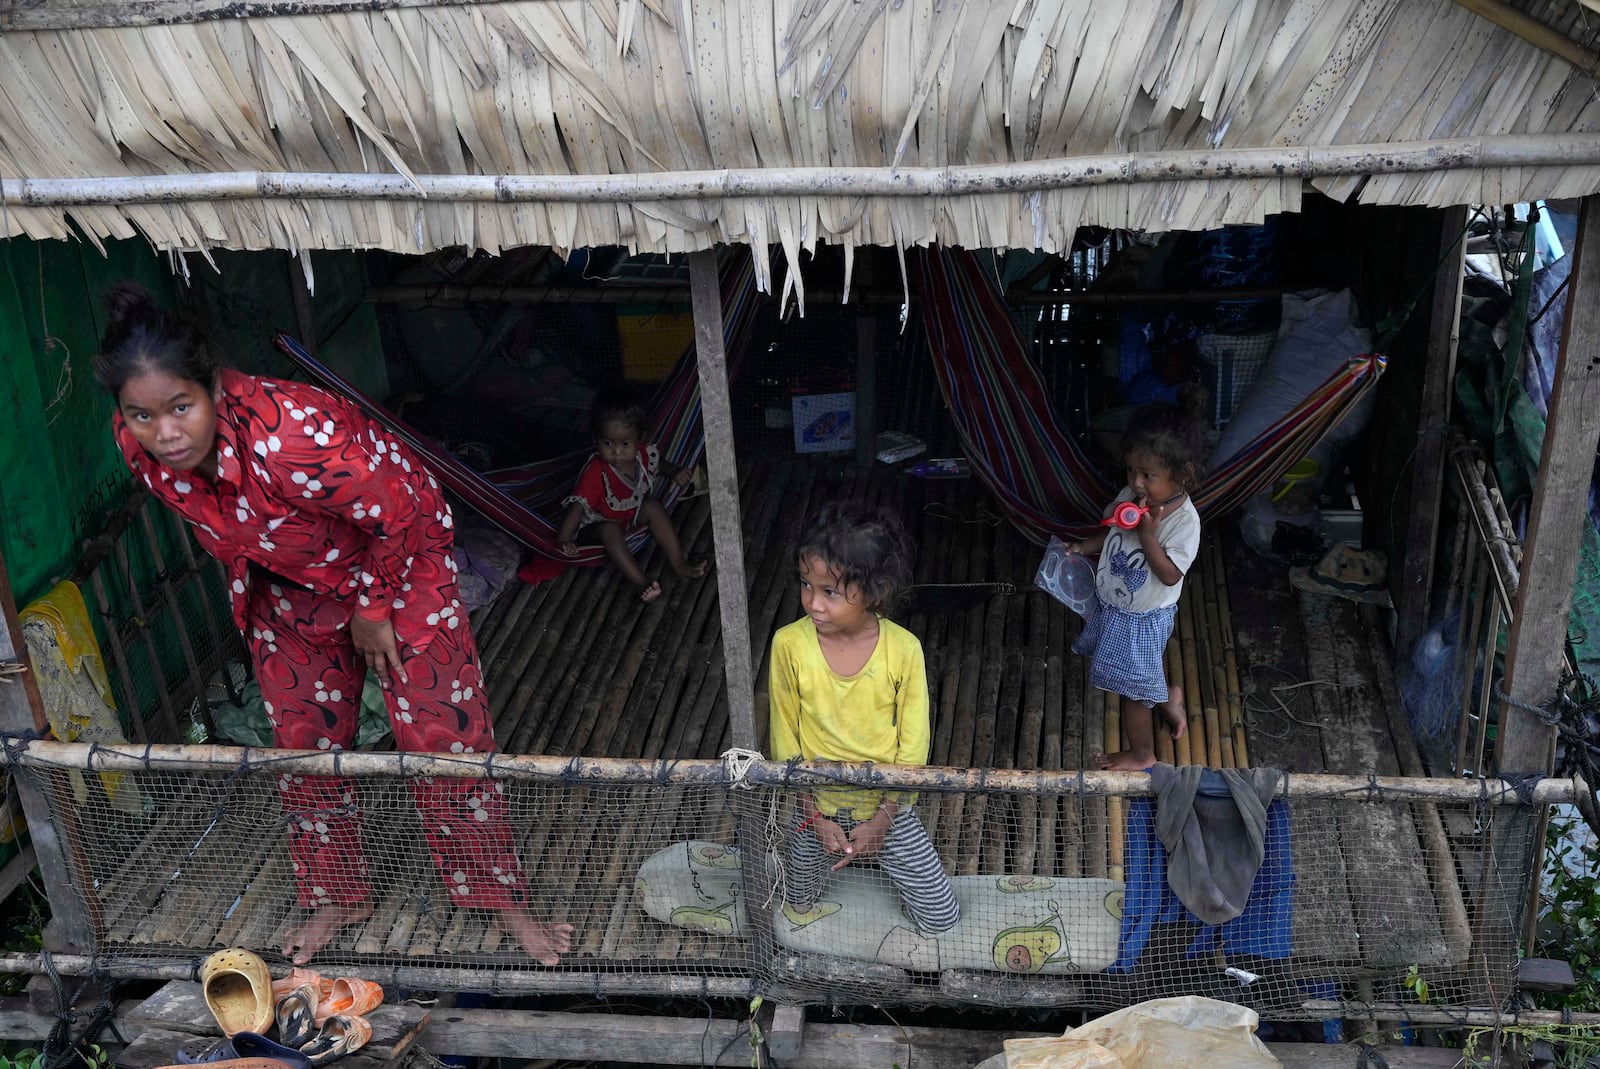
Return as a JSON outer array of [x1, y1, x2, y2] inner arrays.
[[1, 0, 1598, 285]]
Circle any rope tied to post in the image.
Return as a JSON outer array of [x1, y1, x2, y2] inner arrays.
[[720, 747, 764, 789], [1497, 671, 1600, 837]]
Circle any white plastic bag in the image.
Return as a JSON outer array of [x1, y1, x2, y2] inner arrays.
[[1001, 996, 1282, 1069]]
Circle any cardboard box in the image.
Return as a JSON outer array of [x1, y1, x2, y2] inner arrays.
[[791, 392, 856, 453]]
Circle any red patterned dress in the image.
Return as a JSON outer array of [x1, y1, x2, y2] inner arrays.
[[114, 368, 526, 911]]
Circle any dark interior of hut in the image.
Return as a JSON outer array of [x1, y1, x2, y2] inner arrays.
[[62, 192, 1494, 984]]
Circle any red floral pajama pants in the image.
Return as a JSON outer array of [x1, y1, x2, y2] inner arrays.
[[246, 574, 526, 910]]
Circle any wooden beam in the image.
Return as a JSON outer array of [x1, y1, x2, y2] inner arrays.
[[9, 136, 1600, 209], [0, 539, 97, 952], [1395, 206, 1469, 659], [1447, 0, 1600, 80], [1499, 193, 1600, 774], [418, 1008, 1017, 1067], [687, 250, 755, 749]]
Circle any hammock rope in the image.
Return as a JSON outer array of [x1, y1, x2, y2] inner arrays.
[[914, 248, 1387, 542], [274, 248, 760, 565]]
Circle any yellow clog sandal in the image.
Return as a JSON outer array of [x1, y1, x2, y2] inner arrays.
[[199, 948, 275, 1037]]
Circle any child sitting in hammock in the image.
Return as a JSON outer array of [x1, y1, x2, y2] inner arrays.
[[557, 386, 707, 603], [1066, 400, 1205, 771]]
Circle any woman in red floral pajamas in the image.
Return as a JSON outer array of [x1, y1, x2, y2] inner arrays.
[[97, 283, 572, 965]]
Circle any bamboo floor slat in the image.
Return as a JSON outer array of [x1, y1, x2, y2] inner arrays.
[[87, 464, 1462, 974]]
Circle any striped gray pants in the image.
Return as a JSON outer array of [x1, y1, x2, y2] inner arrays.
[[784, 806, 961, 935]]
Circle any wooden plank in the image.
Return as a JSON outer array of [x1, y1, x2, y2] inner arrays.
[[1300, 593, 1447, 967], [419, 1008, 1011, 1067], [1395, 205, 1469, 659], [128, 981, 429, 1060], [688, 249, 756, 751], [1500, 193, 1600, 774], [1518, 957, 1577, 993], [1223, 538, 1359, 962]]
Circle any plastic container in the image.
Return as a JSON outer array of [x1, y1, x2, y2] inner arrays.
[[1271, 458, 1321, 514]]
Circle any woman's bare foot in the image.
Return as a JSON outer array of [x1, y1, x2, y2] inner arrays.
[[280, 902, 373, 964], [496, 906, 575, 965], [1095, 749, 1156, 771], [1159, 685, 1187, 739], [637, 580, 663, 603], [673, 559, 708, 579]]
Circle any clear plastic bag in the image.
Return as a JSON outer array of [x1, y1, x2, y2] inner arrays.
[[1001, 997, 1281, 1069], [1034, 537, 1097, 620]]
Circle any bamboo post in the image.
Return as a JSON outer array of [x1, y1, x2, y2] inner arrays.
[[1105, 695, 1123, 881], [1177, 588, 1207, 766], [688, 249, 755, 751], [1452, 534, 1486, 775], [1395, 204, 1469, 659], [1211, 538, 1249, 768]]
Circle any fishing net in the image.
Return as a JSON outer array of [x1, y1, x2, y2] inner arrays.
[[9, 743, 1535, 1018]]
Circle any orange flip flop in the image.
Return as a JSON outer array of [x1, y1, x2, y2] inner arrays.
[[311, 978, 383, 1026], [270, 968, 333, 1003], [199, 949, 275, 1038]]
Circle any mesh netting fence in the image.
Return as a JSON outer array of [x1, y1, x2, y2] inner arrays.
[[7, 742, 1548, 1016]]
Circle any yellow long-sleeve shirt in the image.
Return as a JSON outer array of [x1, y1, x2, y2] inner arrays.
[[767, 616, 930, 819]]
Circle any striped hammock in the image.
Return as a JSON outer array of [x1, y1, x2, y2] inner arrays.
[[274, 248, 761, 567], [914, 248, 1386, 542]]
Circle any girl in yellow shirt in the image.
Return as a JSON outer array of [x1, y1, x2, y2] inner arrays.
[[768, 502, 960, 935]]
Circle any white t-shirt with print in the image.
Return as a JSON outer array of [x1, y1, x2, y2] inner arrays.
[[1094, 488, 1201, 612]]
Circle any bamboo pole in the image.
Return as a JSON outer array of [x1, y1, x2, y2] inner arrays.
[[11, 136, 1600, 209], [1212, 538, 1249, 768], [1, 740, 1582, 801], [1177, 587, 1207, 766], [1446, 0, 1600, 79], [1105, 695, 1123, 882]]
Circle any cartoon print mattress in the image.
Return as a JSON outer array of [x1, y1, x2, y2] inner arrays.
[[635, 841, 1123, 974]]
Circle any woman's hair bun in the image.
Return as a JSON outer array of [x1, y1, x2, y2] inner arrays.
[[102, 281, 159, 335]]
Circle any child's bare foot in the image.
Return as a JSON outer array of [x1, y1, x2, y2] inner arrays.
[[637, 580, 662, 603], [496, 906, 575, 965], [673, 559, 708, 579], [1160, 685, 1187, 739], [280, 902, 374, 964], [1095, 749, 1156, 771]]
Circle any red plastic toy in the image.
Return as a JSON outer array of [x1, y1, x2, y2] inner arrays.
[[1102, 501, 1149, 530]]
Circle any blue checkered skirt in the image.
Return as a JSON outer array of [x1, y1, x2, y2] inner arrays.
[[1072, 600, 1178, 708]]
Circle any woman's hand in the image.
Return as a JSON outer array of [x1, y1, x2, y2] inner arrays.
[[350, 613, 407, 689]]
